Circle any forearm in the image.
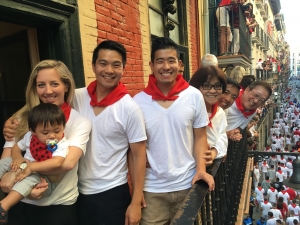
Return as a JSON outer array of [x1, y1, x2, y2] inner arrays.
[[1, 148, 12, 159], [194, 128, 208, 172], [131, 152, 146, 205], [29, 157, 64, 173], [11, 145, 23, 160]]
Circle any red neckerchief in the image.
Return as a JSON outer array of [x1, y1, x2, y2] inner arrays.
[[266, 180, 270, 182], [264, 200, 268, 204], [291, 203, 297, 208], [235, 90, 256, 118], [30, 135, 53, 162], [60, 102, 71, 122], [289, 159, 293, 163], [270, 187, 275, 192], [208, 103, 218, 128], [278, 170, 282, 174], [258, 187, 263, 191], [144, 74, 189, 101], [263, 162, 267, 165], [87, 80, 128, 106], [281, 190, 286, 194]]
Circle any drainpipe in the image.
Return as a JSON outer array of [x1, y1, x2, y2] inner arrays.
[[203, 0, 210, 54]]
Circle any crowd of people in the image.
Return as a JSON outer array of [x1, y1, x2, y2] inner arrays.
[[245, 79, 300, 225], [0, 37, 288, 225]]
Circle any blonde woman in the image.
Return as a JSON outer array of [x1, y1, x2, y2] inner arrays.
[[228, 66, 246, 83], [2, 60, 91, 225]]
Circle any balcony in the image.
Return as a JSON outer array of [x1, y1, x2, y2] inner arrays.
[[251, 25, 260, 43], [260, 3, 266, 16], [255, 0, 263, 9], [210, 4, 251, 68]]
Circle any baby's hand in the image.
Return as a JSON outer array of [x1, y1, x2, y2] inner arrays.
[[10, 157, 26, 172]]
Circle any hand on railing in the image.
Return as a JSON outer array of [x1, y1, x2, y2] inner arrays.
[[191, 170, 215, 191], [226, 129, 242, 141]]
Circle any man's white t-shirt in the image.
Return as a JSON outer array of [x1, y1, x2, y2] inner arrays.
[[73, 89, 147, 194], [134, 86, 208, 192], [286, 216, 299, 225], [267, 188, 278, 203], [227, 102, 256, 130]]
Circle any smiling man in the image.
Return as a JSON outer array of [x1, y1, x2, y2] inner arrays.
[[73, 40, 147, 225], [134, 37, 215, 225], [227, 81, 272, 131]]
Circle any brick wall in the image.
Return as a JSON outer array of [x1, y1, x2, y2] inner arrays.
[[95, 0, 144, 96], [188, 0, 200, 75]]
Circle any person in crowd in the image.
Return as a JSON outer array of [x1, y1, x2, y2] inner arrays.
[[1, 60, 92, 225], [269, 203, 283, 222], [276, 167, 284, 183], [286, 210, 299, 225], [288, 199, 300, 218], [189, 66, 228, 163], [201, 54, 218, 67], [267, 164, 277, 182], [133, 37, 214, 225], [240, 75, 256, 91], [228, 66, 246, 83], [278, 187, 290, 205], [256, 182, 265, 211], [261, 175, 271, 194], [261, 197, 273, 220], [277, 197, 288, 221], [243, 215, 253, 225], [261, 160, 270, 180], [253, 163, 261, 189], [267, 184, 278, 205], [256, 217, 266, 225], [266, 211, 277, 225]]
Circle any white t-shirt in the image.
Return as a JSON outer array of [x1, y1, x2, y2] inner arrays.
[[4, 109, 92, 205], [266, 218, 277, 225], [267, 188, 278, 203], [278, 191, 290, 204], [286, 216, 299, 225], [255, 187, 264, 201], [276, 171, 284, 182], [288, 204, 300, 215], [134, 86, 208, 192], [226, 102, 256, 130], [261, 201, 272, 216], [73, 88, 147, 195], [269, 208, 282, 220], [17, 131, 69, 161], [206, 107, 228, 159]]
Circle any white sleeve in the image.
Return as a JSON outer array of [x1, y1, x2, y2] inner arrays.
[[194, 92, 209, 128], [17, 132, 32, 152], [125, 107, 147, 144], [213, 111, 228, 159]]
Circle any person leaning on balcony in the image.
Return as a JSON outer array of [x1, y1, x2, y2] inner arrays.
[[216, 0, 236, 56], [189, 66, 228, 164], [133, 37, 215, 225], [226, 81, 272, 133]]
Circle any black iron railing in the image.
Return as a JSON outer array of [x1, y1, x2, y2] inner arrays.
[[171, 130, 249, 225], [210, 4, 251, 58]]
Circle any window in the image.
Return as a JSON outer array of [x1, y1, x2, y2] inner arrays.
[[148, 0, 190, 80]]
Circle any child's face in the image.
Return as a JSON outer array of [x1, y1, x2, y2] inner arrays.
[[32, 123, 64, 144], [199, 77, 223, 109]]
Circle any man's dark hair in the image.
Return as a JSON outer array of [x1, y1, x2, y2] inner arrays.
[[150, 37, 180, 62], [240, 75, 255, 90], [268, 211, 273, 217], [92, 40, 127, 67], [28, 103, 66, 132], [266, 176, 269, 180], [226, 77, 241, 92]]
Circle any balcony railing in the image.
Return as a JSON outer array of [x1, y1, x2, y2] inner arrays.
[[255, 0, 263, 9], [171, 130, 249, 225], [210, 4, 251, 58]]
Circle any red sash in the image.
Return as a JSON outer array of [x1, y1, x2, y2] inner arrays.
[[87, 80, 128, 106], [30, 135, 52, 162], [144, 74, 189, 101], [235, 90, 256, 118], [208, 103, 218, 128]]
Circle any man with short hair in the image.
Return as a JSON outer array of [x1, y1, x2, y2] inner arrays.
[[227, 81, 272, 131], [267, 184, 278, 204], [288, 199, 300, 218], [266, 211, 277, 225], [74, 40, 147, 225], [286, 210, 299, 225], [261, 198, 273, 220], [134, 37, 215, 225], [269, 203, 283, 221]]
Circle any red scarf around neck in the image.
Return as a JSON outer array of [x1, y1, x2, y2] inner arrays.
[[270, 187, 275, 192], [235, 90, 256, 118], [258, 187, 263, 191], [60, 102, 71, 122], [87, 80, 128, 107], [281, 190, 286, 194], [208, 103, 218, 128], [278, 170, 282, 174], [291, 203, 297, 208], [264, 200, 268, 204], [144, 74, 189, 101]]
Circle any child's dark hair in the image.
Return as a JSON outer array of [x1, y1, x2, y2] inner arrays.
[[150, 37, 180, 62], [28, 103, 66, 132], [92, 40, 127, 67]]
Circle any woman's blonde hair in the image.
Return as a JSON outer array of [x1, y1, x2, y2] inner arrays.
[[13, 60, 76, 141], [228, 66, 246, 83]]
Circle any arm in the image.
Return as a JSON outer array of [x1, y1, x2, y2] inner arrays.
[[15, 156, 64, 182], [10, 144, 26, 171], [192, 127, 215, 191], [3, 117, 19, 141], [212, 118, 228, 159], [125, 141, 146, 225]]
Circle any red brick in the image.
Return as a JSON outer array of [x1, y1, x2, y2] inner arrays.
[[112, 27, 125, 36], [97, 21, 112, 32], [103, 1, 116, 11], [118, 37, 129, 45], [117, 7, 127, 17], [121, 2, 131, 13], [107, 33, 119, 42], [111, 11, 123, 22], [132, 77, 144, 82], [95, 4, 111, 17], [97, 30, 107, 39], [94, 0, 103, 5], [132, 65, 143, 71], [96, 12, 106, 22], [128, 0, 138, 9]]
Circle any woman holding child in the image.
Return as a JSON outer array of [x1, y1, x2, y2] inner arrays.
[[2, 60, 91, 224]]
